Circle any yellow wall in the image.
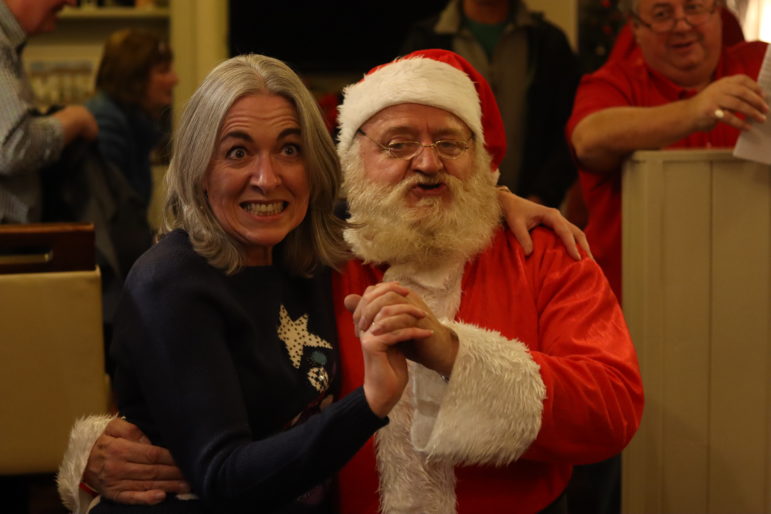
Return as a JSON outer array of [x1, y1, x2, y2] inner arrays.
[[528, 0, 578, 50]]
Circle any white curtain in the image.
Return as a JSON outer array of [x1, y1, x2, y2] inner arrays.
[[727, 0, 771, 42]]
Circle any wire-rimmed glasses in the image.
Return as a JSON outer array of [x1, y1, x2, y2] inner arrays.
[[357, 129, 472, 160], [631, 1, 718, 33]]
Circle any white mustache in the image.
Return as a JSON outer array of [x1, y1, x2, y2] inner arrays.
[[391, 174, 458, 197]]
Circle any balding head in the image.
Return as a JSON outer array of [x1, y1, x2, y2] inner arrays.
[[5, 0, 75, 36]]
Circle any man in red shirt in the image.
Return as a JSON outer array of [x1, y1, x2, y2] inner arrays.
[[568, 0, 768, 300], [567, 4, 766, 511]]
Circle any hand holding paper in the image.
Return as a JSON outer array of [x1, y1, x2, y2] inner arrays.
[[734, 45, 771, 165]]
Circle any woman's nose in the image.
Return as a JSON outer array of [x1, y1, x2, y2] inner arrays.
[[250, 157, 282, 190]]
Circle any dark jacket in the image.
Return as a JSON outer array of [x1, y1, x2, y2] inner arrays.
[[41, 139, 153, 326], [86, 91, 163, 208]]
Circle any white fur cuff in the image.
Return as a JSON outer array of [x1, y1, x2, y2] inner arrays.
[[57, 414, 115, 513], [413, 321, 546, 466]]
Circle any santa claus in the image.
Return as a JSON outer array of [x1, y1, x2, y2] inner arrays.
[[331, 49, 643, 514]]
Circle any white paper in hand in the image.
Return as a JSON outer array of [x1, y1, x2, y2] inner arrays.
[[734, 45, 771, 164]]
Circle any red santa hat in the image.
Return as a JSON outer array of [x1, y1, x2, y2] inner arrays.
[[337, 49, 507, 171]]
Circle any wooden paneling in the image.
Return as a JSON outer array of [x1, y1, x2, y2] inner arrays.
[[621, 150, 771, 514]]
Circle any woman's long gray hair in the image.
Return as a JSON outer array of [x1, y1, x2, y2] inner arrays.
[[160, 54, 348, 275]]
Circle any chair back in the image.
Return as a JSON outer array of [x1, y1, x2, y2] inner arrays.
[[0, 223, 110, 474]]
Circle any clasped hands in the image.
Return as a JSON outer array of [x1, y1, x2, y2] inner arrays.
[[344, 281, 458, 418]]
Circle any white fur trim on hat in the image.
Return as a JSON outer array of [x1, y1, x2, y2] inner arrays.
[[337, 56, 484, 151]]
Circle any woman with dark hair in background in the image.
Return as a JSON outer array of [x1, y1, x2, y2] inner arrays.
[[87, 28, 178, 210]]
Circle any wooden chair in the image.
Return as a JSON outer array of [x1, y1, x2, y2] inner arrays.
[[0, 223, 110, 474]]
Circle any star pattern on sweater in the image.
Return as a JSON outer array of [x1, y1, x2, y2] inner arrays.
[[278, 305, 332, 369]]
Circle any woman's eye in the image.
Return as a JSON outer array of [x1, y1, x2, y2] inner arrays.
[[226, 147, 247, 159], [651, 8, 672, 20], [281, 143, 302, 157]]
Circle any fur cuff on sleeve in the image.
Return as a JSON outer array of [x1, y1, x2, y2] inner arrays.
[[411, 321, 545, 466], [57, 414, 115, 513]]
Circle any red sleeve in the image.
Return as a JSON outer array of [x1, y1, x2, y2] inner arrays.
[[522, 230, 644, 463], [724, 40, 768, 80], [566, 61, 637, 140]]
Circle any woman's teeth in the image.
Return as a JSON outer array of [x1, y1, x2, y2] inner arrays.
[[242, 201, 285, 216]]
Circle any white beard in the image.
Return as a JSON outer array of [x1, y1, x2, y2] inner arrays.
[[342, 143, 502, 270]]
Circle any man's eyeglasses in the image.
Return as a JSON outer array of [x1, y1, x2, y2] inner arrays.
[[357, 129, 472, 160], [631, 1, 718, 33]]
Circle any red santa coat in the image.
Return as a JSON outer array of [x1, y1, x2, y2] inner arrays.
[[332, 227, 644, 514]]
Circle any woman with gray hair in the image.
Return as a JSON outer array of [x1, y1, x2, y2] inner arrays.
[[78, 53, 421, 514]]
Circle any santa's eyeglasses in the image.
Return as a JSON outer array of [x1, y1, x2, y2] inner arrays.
[[631, 1, 718, 33], [357, 129, 472, 160]]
